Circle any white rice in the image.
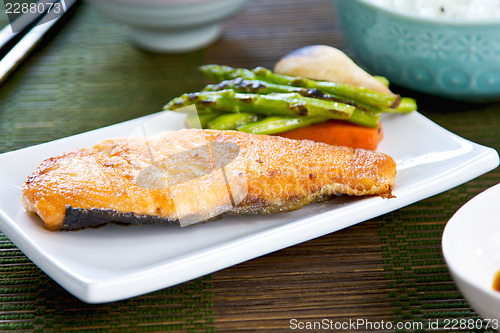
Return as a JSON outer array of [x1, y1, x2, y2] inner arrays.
[[367, 0, 500, 19]]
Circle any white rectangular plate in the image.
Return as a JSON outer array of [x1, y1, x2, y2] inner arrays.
[[0, 111, 498, 303]]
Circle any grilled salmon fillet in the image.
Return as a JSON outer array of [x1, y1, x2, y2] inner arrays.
[[22, 129, 396, 230]]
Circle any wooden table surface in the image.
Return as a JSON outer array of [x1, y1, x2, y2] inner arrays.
[[1, 0, 499, 332]]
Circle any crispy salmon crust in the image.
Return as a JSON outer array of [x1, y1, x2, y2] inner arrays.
[[22, 129, 396, 230]]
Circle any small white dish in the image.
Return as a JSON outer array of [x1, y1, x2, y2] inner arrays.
[[0, 111, 498, 303], [443, 183, 500, 323], [85, 0, 252, 53]]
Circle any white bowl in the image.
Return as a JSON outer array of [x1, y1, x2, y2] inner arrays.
[[442, 183, 500, 323], [86, 0, 251, 53]]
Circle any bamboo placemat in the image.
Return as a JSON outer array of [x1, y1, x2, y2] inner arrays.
[[1, 0, 500, 332]]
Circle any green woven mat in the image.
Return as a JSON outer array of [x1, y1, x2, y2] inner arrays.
[[0, 2, 204, 152], [0, 238, 213, 331]]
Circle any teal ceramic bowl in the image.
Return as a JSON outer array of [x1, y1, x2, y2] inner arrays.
[[334, 0, 500, 102]]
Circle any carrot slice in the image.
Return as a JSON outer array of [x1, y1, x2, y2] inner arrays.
[[275, 120, 383, 150]]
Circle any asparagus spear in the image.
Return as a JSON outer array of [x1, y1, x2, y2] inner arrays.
[[185, 110, 223, 128], [382, 97, 417, 113], [253, 67, 402, 108], [202, 78, 300, 94], [164, 90, 356, 120], [185, 104, 379, 129], [200, 65, 255, 82], [374, 76, 390, 88], [237, 116, 328, 135], [350, 108, 381, 128], [203, 80, 382, 128], [208, 113, 260, 130], [203, 78, 369, 109], [204, 78, 388, 117], [199, 65, 400, 108], [170, 65, 415, 134]]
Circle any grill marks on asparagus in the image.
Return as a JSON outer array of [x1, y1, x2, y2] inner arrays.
[[208, 78, 373, 114], [166, 90, 355, 119], [199, 65, 401, 108], [163, 65, 417, 133]]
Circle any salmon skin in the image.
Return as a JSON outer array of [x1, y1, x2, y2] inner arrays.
[[22, 129, 397, 231]]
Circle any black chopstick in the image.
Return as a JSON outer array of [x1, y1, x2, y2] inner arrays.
[[0, 0, 79, 86]]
